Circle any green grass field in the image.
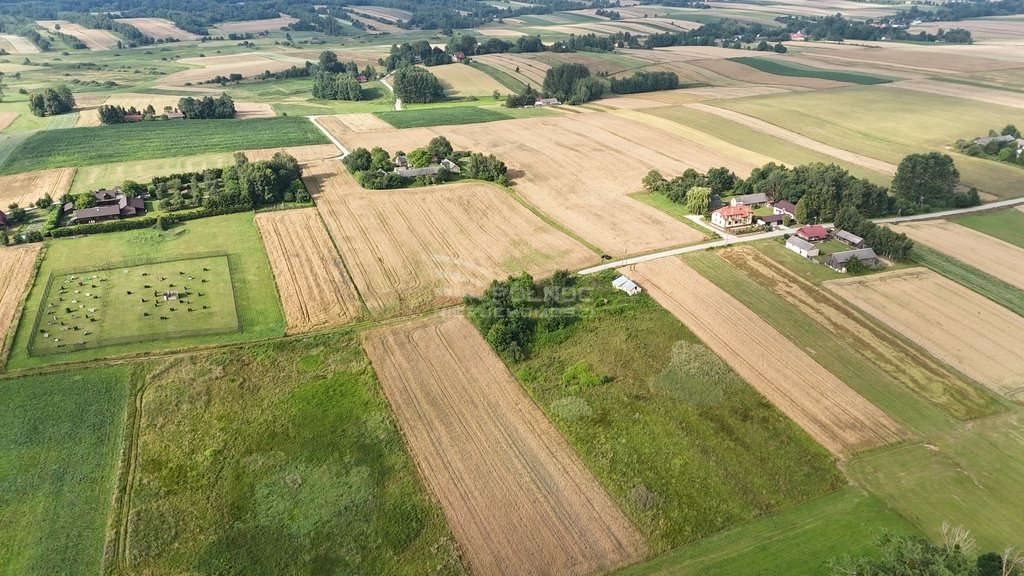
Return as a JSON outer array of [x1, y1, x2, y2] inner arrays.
[[0, 367, 131, 575], [0, 117, 328, 175], [729, 57, 894, 85], [30, 256, 237, 356], [6, 213, 284, 370], [468, 61, 528, 93], [375, 104, 552, 128], [953, 208, 1024, 249], [118, 333, 462, 575], [617, 487, 921, 576], [715, 86, 1024, 198], [910, 243, 1024, 318], [69, 153, 236, 194], [499, 273, 843, 554]]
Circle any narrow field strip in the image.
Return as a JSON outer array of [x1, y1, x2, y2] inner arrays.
[[0, 244, 41, 358], [363, 314, 647, 576], [625, 257, 906, 458], [896, 220, 1024, 292]]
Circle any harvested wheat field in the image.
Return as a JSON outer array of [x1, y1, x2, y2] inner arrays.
[[212, 15, 298, 34], [255, 209, 361, 333], [35, 20, 119, 49], [428, 63, 507, 97], [0, 244, 41, 354], [363, 314, 647, 576], [245, 144, 338, 163], [890, 79, 1024, 110], [897, 220, 1024, 291], [233, 101, 275, 119], [157, 53, 304, 86], [332, 115, 714, 255], [0, 168, 75, 207], [625, 257, 905, 458], [828, 269, 1024, 398], [0, 112, 17, 132], [473, 53, 550, 85], [345, 6, 412, 21], [0, 33, 39, 53], [719, 246, 995, 420], [316, 113, 393, 134], [114, 18, 201, 40], [689, 58, 846, 89], [304, 161, 594, 314]]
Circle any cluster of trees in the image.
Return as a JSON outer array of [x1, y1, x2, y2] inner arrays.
[[153, 152, 306, 211], [199, 73, 243, 85], [543, 63, 604, 104], [27, 85, 75, 117], [177, 94, 235, 119], [828, 527, 1023, 576], [254, 62, 319, 81], [97, 104, 155, 124], [463, 152, 509, 184], [595, 8, 620, 19], [311, 51, 365, 100], [445, 31, 637, 60], [834, 207, 914, 261], [754, 40, 788, 53], [380, 41, 452, 71], [505, 85, 539, 108], [392, 66, 445, 103], [642, 167, 738, 214], [644, 19, 788, 49], [955, 125, 1024, 167], [343, 136, 509, 189], [778, 13, 973, 44], [741, 162, 892, 221], [23, 28, 50, 51], [891, 152, 979, 214], [609, 71, 679, 94]]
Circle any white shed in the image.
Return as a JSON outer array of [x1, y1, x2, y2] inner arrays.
[[612, 275, 642, 295], [786, 236, 819, 258]]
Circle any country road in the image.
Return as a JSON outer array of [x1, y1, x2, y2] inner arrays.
[[307, 115, 348, 158], [581, 196, 1024, 275]]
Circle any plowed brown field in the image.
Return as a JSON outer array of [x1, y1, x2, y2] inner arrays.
[[625, 257, 905, 458], [828, 269, 1024, 399], [896, 220, 1024, 291], [0, 168, 75, 207], [255, 208, 361, 333], [720, 246, 995, 419], [0, 244, 41, 355], [330, 115, 711, 255], [363, 314, 647, 576], [304, 161, 594, 315]]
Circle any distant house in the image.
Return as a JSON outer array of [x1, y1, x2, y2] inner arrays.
[[453, 51, 466, 62], [711, 204, 753, 229], [0, 209, 7, 229], [790, 31, 807, 41], [975, 134, 1017, 146], [729, 192, 769, 208], [796, 225, 829, 242], [356, 75, 368, 83], [61, 201, 75, 216], [68, 188, 146, 225], [825, 248, 878, 272], [756, 214, 785, 228], [835, 229, 865, 248], [773, 200, 797, 219], [166, 111, 185, 120], [535, 98, 560, 106], [394, 158, 460, 178], [124, 114, 143, 123], [612, 275, 642, 295], [786, 236, 819, 258], [395, 154, 410, 168]]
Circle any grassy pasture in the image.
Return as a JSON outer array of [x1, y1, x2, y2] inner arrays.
[[69, 152, 235, 194], [715, 86, 1024, 198], [627, 192, 719, 240], [0, 367, 131, 576], [953, 208, 1024, 249], [728, 57, 894, 85], [617, 487, 920, 576], [120, 333, 462, 575], [6, 213, 284, 370], [499, 273, 843, 554], [0, 117, 328, 175]]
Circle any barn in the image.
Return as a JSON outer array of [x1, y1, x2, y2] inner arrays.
[[0, 209, 7, 229], [825, 248, 878, 272], [786, 236, 819, 258]]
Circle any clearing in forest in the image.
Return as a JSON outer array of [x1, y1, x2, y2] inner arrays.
[[827, 268, 1024, 399], [255, 208, 361, 333], [625, 257, 906, 458], [362, 314, 647, 576]]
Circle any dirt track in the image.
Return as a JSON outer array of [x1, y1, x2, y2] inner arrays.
[[896, 220, 1024, 291], [304, 161, 594, 315], [0, 244, 41, 355], [828, 269, 1024, 399], [0, 168, 75, 207], [625, 257, 905, 458], [363, 314, 646, 575], [255, 209, 362, 333]]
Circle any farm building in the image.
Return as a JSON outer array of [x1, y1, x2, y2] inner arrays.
[[166, 111, 185, 120], [835, 230, 865, 248], [825, 248, 878, 272], [0, 210, 6, 228], [124, 114, 143, 122], [68, 188, 146, 225], [711, 205, 753, 229], [394, 158, 461, 178], [773, 200, 797, 219], [612, 275, 642, 295], [395, 154, 409, 168], [796, 225, 829, 242], [974, 134, 1017, 146], [757, 214, 785, 228], [729, 192, 769, 208], [786, 236, 819, 258], [710, 194, 724, 210], [535, 98, 560, 106]]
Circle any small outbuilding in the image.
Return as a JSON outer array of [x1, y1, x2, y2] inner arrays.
[[825, 248, 878, 272], [786, 236, 819, 258], [729, 192, 769, 208], [835, 229, 865, 248], [796, 225, 829, 242], [757, 214, 785, 228], [612, 275, 642, 296], [0, 209, 6, 229]]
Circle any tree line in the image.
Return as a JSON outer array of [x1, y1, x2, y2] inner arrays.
[[778, 13, 973, 44], [311, 51, 371, 101], [609, 71, 680, 94], [392, 66, 444, 103]]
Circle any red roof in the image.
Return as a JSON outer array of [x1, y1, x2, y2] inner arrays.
[[716, 205, 752, 217], [797, 225, 828, 239]]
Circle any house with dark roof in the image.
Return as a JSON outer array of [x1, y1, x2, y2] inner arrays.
[[756, 214, 785, 228], [835, 229, 865, 248], [711, 204, 753, 229], [773, 200, 797, 219], [68, 188, 146, 225], [825, 248, 878, 272], [71, 204, 122, 224], [729, 192, 769, 208], [796, 225, 829, 242]]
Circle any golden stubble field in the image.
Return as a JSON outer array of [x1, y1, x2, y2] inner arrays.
[[896, 220, 1024, 292], [113, 17, 201, 40], [35, 20, 120, 49], [0, 168, 75, 207], [0, 244, 41, 357], [828, 269, 1024, 399], [329, 114, 716, 255], [625, 257, 906, 458], [244, 144, 339, 163], [254, 208, 362, 333], [316, 113, 394, 134], [211, 15, 298, 34], [156, 53, 306, 87], [363, 314, 647, 576], [303, 161, 595, 315]]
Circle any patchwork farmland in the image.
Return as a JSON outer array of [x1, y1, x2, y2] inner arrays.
[[896, 220, 1024, 292], [112, 17, 200, 40]]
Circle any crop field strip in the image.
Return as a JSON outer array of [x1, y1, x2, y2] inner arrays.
[[363, 314, 647, 576], [896, 220, 1024, 292], [316, 113, 394, 134], [303, 161, 594, 315], [0, 112, 17, 132], [625, 257, 906, 458], [0, 244, 41, 360], [156, 53, 308, 87], [0, 33, 39, 53], [112, 17, 201, 40], [890, 78, 1024, 110], [828, 269, 1024, 399], [331, 114, 712, 256], [35, 20, 120, 50], [0, 167, 74, 206], [211, 15, 299, 34], [255, 209, 362, 333]]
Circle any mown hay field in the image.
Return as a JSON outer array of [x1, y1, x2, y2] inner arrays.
[[828, 269, 1024, 399], [35, 20, 119, 49], [363, 314, 647, 576], [303, 161, 594, 315], [896, 220, 1024, 291], [329, 114, 715, 256], [211, 15, 298, 34], [255, 208, 362, 333], [428, 63, 508, 97], [0, 33, 39, 53], [625, 257, 906, 458], [0, 168, 74, 206], [113, 17, 200, 40], [243, 143, 338, 163], [0, 243, 41, 357], [157, 53, 307, 87]]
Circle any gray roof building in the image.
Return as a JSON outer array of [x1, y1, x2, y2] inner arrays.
[[730, 192, 769, 206], [825, 248, 878, 271], [835, 230, 865, 247]]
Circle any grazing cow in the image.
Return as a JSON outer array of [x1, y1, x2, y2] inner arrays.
[[160, 316, 169, 320]]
